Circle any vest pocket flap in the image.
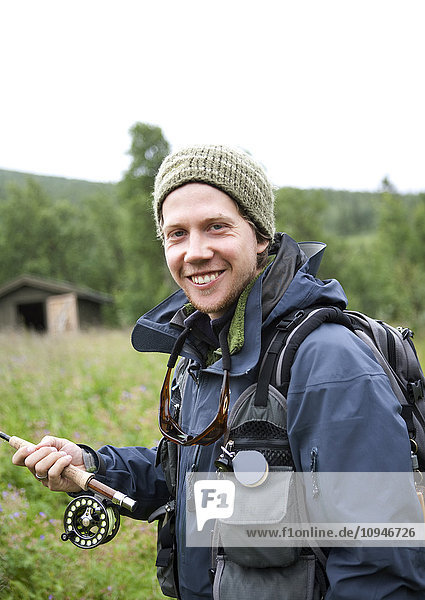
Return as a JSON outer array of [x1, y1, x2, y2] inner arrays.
[[220, 469, 296, 526]]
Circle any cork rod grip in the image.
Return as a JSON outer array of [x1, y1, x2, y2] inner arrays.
[[8, 435, 94, 491]]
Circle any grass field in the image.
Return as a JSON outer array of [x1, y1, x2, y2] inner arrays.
[[0, 329, 168, 600], [1, 328, 424, 599]]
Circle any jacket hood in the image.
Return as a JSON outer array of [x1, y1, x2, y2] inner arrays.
[[131, 234, 347, 375], [261, 233, 327, 321]]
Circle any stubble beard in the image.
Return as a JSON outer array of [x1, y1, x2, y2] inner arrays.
[[183, 265, 259, 318]]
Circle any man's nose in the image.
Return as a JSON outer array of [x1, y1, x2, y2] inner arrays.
[[184, 232, 214, 263]]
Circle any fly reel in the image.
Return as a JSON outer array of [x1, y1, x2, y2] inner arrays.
[[61, 495, 120, 549]]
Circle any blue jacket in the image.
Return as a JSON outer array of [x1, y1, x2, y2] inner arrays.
[[96, 235, 425, 599]]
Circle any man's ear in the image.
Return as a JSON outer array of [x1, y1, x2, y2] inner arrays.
[[257, 238, 269, 254]]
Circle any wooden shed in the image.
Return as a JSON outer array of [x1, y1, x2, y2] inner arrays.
[[0, 275, 113, 333]]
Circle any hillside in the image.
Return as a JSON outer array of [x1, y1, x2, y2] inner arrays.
[[0, 168, 117, 203], [2, 167, 423, 237]]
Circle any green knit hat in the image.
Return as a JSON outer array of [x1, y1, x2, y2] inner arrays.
[[153, 145, 275, 239]]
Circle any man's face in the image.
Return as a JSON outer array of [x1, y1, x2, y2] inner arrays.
[[162, 183, 269, 320]]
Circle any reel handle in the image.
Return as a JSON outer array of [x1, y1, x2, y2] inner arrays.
[[8, 435, 94, 490]]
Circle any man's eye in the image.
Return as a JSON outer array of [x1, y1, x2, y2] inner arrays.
[[170, 230, 185, 238], [211, 224, 224, 231]]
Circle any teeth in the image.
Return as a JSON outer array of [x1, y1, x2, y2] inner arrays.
[[192, 272, 220, 285]]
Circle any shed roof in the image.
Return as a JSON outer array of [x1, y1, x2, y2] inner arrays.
[[0, 275, 113, 304]]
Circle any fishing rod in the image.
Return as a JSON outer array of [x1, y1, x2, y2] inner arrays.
[[1, 431, 137, 549]]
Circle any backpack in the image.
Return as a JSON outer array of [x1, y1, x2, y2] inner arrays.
[[267, 305, 425, 471]]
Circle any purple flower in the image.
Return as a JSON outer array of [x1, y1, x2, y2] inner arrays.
[[39, 535, 45, 540], [39, 511, 46, 518]]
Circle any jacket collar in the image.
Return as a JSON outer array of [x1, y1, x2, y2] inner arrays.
[[131, 234, 345, 376]]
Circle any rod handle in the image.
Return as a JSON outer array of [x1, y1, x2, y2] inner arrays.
[[8, 435, 94, 491]]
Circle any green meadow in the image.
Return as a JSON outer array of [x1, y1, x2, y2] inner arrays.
[[0, 329, 167, 600], [1, 328, 424, 599]]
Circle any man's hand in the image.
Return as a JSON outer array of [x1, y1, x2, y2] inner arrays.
[[12, 435, 85, 493]]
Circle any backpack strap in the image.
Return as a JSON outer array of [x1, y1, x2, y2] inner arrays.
[[276, 306, 354, 397], [254, 309, 316, 407], [255, 306, 353, 406]]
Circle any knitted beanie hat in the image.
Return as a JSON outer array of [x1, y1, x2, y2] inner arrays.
[[153, 145, 275, 239]]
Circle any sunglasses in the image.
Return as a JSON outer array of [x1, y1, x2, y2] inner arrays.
[[159, 366, 230, 446]]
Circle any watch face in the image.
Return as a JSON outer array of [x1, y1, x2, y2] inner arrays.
[[82, 449, 97, 473]]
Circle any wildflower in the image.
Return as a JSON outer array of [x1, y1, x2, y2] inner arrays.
[[40, 535, 45, 540], [39, 511, 47, 518]]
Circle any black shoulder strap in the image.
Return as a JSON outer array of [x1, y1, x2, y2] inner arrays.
[[254, 310, 311, 406], [279, 306, 354, 396], [254, 326, 293, 407], [255, 306, 349, 405], [256, 306, 353, 404]]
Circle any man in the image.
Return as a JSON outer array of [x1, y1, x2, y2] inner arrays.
[[12, 145, 425, 599]]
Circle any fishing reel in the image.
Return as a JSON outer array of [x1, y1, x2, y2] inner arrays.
[[0, 431, 137, 550], [61, 494, 120, 549]]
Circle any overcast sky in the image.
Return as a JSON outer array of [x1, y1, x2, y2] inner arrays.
[[1, 0, 424, 193]]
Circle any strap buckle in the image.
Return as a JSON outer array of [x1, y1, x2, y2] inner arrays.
[[407, 379, 424, 403], [277, 310, 306, 332]]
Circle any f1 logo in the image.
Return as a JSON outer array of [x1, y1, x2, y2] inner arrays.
[[194, 480, 235, 531]]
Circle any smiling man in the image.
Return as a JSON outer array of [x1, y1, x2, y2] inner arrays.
[[161, 183, 269, 319], [12, 145, 425, 599]]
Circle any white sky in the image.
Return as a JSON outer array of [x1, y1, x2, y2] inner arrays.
[[1, 0, 424, 193]]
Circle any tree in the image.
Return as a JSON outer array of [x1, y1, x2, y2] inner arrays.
[[274, 187, 327, 242], [122, 122, 171, 194], [117, 123, 174, 322], [0, 179, 123, 320], [0, 179, 72, 282]]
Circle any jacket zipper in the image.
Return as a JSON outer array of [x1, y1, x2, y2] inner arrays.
[[310, 447, 319, 498]]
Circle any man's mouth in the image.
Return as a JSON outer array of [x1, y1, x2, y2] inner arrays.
[[189, 271, 223, 285]]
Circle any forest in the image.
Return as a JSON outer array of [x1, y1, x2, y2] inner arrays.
[[1, 122, 425, 330]]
